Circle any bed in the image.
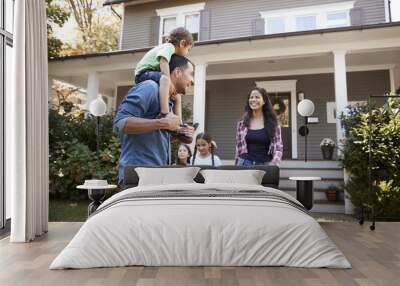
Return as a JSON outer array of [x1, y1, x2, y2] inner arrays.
[[50, 165, 351, 269]]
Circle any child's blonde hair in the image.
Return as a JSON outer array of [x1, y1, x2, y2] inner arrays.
[[166, 27, 194, 47]]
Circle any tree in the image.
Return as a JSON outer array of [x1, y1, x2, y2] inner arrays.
[[46, 0, 70, 58], [62, 0, 121, 55], [66, 0, 95, 42]]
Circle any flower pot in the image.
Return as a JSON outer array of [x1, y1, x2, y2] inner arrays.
[[321, 146, 334, 160], [326, 189, 338, 201]]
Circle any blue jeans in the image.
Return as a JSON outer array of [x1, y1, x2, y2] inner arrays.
[[237, 158, 270, 166], [135, 70, 162, 84]]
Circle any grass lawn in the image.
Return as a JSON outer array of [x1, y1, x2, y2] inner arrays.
[[49, 199, 88, 222], [49, 199, 357, 223]]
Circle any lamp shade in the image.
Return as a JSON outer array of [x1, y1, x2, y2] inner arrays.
[[297, 99, 315, 117], [89, 97, 107, 117]]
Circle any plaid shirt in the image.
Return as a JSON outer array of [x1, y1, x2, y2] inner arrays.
[[235, 120, 283, 166]]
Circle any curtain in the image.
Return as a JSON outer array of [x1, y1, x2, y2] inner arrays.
[[8, 0, 49, 242]]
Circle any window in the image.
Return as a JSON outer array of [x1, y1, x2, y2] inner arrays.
[[161, 17, 177, 43], [326, 11, 350, 28], [5, 0, 13, 33], [1, 0, 14, 230], [296, 15, 317, 31], [260, 1, 354, 34], [184, 14, 200, 42], [157, 3, 205, 44], [266, 17, 285, 34]]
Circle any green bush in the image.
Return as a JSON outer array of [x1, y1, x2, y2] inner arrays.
[[340, 98, 400, 217], [49, 109, 120, 199], [49, 101, 192, 199]]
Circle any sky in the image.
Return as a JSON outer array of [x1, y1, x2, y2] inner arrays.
[[54, 0, 400, 44]]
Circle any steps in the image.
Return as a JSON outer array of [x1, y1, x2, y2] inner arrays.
[[220, 159, 346, 213], [279, 160, 345, 214]]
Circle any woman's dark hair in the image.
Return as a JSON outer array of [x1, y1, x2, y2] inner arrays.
[[242, 87, 278, 141], [192, 132, 216, 166], [166, 27, 194, 47], [177, 144, 192, 165]]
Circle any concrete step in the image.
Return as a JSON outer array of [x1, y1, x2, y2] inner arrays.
[[220, 160, 342, 169], [310, 202, 345, 214], [280, 169, 344, 179], [282, 188, 344, 201], [280, 160, 341, 169], [279, 178, 344, 190]]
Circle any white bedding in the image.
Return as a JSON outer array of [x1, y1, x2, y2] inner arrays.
[[50, 183, 351, 269]]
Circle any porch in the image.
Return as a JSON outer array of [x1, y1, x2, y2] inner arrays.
[[49, 23, 400, 162], [48, 23, 400, 214]]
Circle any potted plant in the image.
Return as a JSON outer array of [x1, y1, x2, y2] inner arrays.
[[320, 138, 335, 160], [325, 185, 340, 202]]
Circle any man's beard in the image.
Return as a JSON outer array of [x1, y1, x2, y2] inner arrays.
[[175, 84, 186, 95]]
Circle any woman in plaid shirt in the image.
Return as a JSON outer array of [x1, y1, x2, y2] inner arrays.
[[235, 87, 283, 166]]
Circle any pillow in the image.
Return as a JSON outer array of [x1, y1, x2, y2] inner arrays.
[[200, 169, 266, 185], [135, 167, 201, 186]]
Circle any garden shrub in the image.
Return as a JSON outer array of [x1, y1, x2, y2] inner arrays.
[[49, 109, 120, 199], [340, 98, 400, 218]]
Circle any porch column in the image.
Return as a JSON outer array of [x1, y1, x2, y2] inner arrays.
[[391, 65, 400, 93], [48, 76, 54, 100], [333, 50, 353, 215], [86, 71, 100, 111], [333, 50, 348, 154], [193, 63, 207, 133]]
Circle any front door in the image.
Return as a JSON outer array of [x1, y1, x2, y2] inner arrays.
[[269, 92, 292, 159]]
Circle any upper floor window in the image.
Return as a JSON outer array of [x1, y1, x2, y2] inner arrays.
[[156, 3, 205, 44], [261, 1, 354, 35], [266, 17, 285, 34], [326, 11, 350, 28], [296, 15, 317, 31]]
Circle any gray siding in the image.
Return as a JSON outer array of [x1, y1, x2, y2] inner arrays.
[[354, 0, 386, 25], [122, 0, 386, 49], [206, 70, 390, 160]]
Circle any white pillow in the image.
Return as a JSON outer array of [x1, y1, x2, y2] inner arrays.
[[200, 169, 266, 185], [136, 167, 200, 186]]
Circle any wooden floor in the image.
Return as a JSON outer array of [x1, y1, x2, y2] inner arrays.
[[0, 222, 399, 286]]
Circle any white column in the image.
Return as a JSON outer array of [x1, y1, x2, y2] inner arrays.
[[333, 50, 353, 215], [333, 50, 348, 154], [48, 76, 54, 100], [86, 71, 100, 111], [392, 65, 400, 93], [193, 63, 207, 133]]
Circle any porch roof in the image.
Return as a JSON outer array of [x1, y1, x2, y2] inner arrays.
[[103, 0, 161, 5], [49, 21, 400, 62]]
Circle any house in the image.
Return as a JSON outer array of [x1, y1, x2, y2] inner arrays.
[[4, 4, 400, 283], [48, 0, 400, 213]]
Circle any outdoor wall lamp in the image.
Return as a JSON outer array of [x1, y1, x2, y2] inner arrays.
[[297, 99, 315, 162]]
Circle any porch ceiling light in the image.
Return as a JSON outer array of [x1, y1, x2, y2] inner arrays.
[[297, 99, 315, 117], [89, 96, 107, 117]]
